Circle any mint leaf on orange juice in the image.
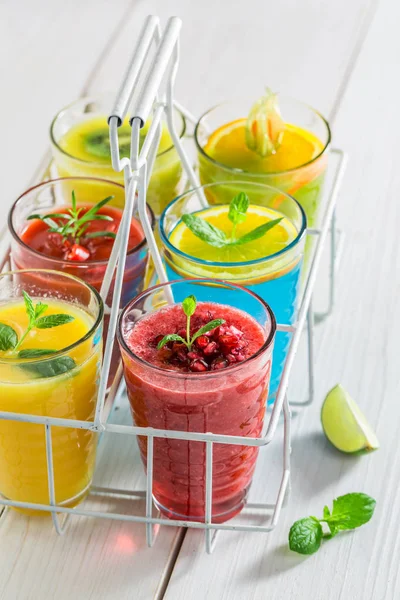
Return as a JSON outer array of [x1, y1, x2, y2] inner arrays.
[[172, 192, 291, 263]]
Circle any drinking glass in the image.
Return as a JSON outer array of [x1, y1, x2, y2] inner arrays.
[[159, 182, 306, 403], [0, 269, 103, 511], [50, 95, 186, 216], [118, 279, 276, 522]]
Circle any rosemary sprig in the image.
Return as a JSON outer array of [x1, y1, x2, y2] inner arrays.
[[28, 191, 117, 245]]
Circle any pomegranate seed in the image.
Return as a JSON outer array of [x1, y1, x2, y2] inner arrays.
[[67, 243, 91, 262], [177, 328, 186, 339], [226, 353, 236, 364], [203, 341, 218, 356], [195, 335, 209, 349], [211, 357, 229, 370], [153, 334, 164, 347], [228, 325, 244, 338], [188, 351, 201, 360], [189, 359, 208, 372], [235, 352, 246, 362], [219, 334, 240, 348]]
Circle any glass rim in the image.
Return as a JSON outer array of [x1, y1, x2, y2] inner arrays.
[[117, 277, 276, 379], [50, 94, 187, 166], [8, 176, 156, 267], [159, 181, 307, 268], [194, 96, 331, 176], [0, 269, 104, 365]]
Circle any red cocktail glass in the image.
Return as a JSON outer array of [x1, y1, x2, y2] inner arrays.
[[9, 177, 155, 383], [117, 279, 276, 523]]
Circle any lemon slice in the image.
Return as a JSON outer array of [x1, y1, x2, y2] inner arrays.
[[321, 384, 379, 453], [169, 204, 297, 263]]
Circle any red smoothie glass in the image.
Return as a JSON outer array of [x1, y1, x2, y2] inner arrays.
[[8, 177, 155, 383], [117, 279, 276, 523]]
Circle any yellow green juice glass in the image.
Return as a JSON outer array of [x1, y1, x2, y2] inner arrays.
[[0, 269, 103, 512], [50, 95, 186, 217], [195, 96, 331, 231]]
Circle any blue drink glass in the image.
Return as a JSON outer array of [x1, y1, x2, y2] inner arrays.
[[159, 181, 306, 402]]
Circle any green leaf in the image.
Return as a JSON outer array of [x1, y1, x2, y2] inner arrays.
[[228, 192, 249, 226], [71, 190, 77, 213], [328, 493, 376, 531], [34, 302, 48, 320], [234, 217, 283, 245], [85, 231, 117, 239], [22, 291, 35, 324], [18, 349, 57, 359], [157, 334, 187, 350], [191, 319, 225, 344], [289, 517, 323, 555], [181, 214, 227, 248], [323, 505, 331, 520], [20, 356, 76, 378], [83, 196, 114, 220], [0, 323, 18, 351], [36, 314, 75, 329], [182, 295, 197, 317]]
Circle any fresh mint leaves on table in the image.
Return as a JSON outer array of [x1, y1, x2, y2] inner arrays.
[[181, 191, 283, 248], [0, 290, 77, 377], [157, 294, 225, 351], [289, 493, 376, 555], [28, 190, 116, 244]]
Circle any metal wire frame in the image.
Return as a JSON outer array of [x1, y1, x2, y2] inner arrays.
[[0, 14, 347, 553]]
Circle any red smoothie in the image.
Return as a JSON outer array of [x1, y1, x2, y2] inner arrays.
[[10, 202, 153, 383], [119, 300, 274, 522]]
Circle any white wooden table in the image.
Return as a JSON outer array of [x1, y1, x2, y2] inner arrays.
[[1, 0, 399, 598]]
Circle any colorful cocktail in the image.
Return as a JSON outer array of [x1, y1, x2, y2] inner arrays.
[[159, 182, 306, 403], [50, 96, 186, 216], [9, 177, 154, 382], [195, 93, 330, 231], [0, 270, 103, 511], [118, 280, 275, 522]]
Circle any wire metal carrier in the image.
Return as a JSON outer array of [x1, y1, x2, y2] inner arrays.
[[0, 15, 347, 553]]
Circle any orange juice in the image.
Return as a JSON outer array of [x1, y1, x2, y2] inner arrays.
[[0, 297, 102, 512]]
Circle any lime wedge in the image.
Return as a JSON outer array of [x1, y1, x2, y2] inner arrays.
[[321, 384, 379, 453]]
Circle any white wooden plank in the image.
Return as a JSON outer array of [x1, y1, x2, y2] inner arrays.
[[0, 397, 183, 600], [0, 2, 185, 598], [164, 0, 400, 598], [0, 0, 132, 210]]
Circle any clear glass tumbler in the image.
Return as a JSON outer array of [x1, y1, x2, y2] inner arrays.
[[159, 182, 306, 403], [50, 95, 186, 217], [0, 269, 103, 512], [118, 279, 276, 523]]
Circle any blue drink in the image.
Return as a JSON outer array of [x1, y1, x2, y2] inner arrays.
[[160, 182, 306, 402]]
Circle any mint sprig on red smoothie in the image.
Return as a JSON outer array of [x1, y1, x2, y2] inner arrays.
[[155, 295, 249, 372], [27, 190, 116, 262]]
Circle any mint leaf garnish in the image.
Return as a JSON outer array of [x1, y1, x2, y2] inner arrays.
[[36, 314, 75, 329], [157, 334, 186, 350], [18, 349, 57, 359], [182, 192, 282, 249], [289, 493, 376, 555], [157, 296, 225, 352], [182, 295, 196, 317], [329, 493, 376, 531], [289, 517, 323, 555], [228, 192, 249, 226], [191, 319, 225, 344], [234, 217, 283, 245], [181, 214, 227, 248], [0, 323, 18, 351], [11, 291, 75, 353], [20, 356, 76, 378], [23, 290, 35, 323]]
